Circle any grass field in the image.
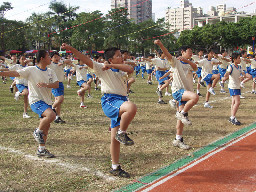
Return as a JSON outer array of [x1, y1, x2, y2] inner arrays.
[[0, 72, 256, 192]]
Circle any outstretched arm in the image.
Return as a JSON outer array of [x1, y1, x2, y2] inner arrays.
[[61, 43, 94, 69], [102, 64, 134, 74], [0, 70, 20, 77]]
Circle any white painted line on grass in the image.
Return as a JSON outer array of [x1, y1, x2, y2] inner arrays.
[[0, 146, 115, 182], [140, 128, 256, 192]]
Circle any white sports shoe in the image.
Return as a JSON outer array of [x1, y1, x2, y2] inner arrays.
[[165, 92, 171, 96], [14, 91, 20, 101], [169, 99, 176, 108], [172, 139, 190, 150], [204, 102, 213, 108], [208, 87, 216, 95], [80, 103, 87, 108], [240, 82, 245, 88], [23, 113, 31, 119], [67, 85, 71, 88], [175, 112, 192, 125], [240, 95, 245, 99]]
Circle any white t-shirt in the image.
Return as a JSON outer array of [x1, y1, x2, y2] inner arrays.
[[48, 62, 64, 82], [93, 62, 128, 96], [152, 58, 168, 71], [9, 64, 28, 85], [169, 57, 193, 93], [218, 56, 230, 69], [211, 58, 219, 70], [227, 64, 242, 89], [17, 66, 58, 105], [250, 59, 256, 69], [145, 61, 153, 70], [199, 59, 213, 79], [239, 58, 247, 72], [75, 65, 87, 81], [4, 59, 16, 68]]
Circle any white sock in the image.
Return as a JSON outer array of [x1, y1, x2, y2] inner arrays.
[[176, 135, 182, 140], [112, 164, 120, 170], [56, 115, 59, 119], [230, 116, 235, 120], [36, 128, 43, 134], [180, 110, 185, 115], [197, 89, 200, 94], [117, 129, 125, 134], [38, 145, 45, 152]]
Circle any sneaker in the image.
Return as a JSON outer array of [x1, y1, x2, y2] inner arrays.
[[33, 129, 45, 144], [239, 95, 245, 99], [109, 165, 130, 178], [175, 112, 192, 125], [156, 89, 163, 98], [14, 91, 20, 101], [220, 90, 227, 93], [165, 92, 171, 96], [208, 87, 216, 95], [229, 118, 241, 126], [169, 99, 176, 108], [197, 93, 203, 97], [158, 100, 167, 104], [115, 132, 134, 146], [193, 79, 196, 83], [80, 103, 87, 108], [199, 81, 206, 87], [251, 91, 256, 94], [87, 94, 93, 98], [95, 87, 99, 91], [172, 139, 190, 150], [10, 87, 13, 93], [240, 82, 245, 88], [37, 149, 55, 158], [129, 89, 135, 93], [54, 117, 66, 124], [23, 113, 31, 119], [67, 85, 71, 88], [3, 81, 6, 84], [204, 102, 213, 108], [147, 81, 152, 85], [220, 82, 224, 88]]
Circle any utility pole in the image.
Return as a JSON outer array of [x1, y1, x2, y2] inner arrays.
[[0, 11, 5, 54]]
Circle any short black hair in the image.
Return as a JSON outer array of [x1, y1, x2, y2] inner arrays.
[[50, 51, 60, 58], [121, 50, 129, 54], [231, 53, 241, 63], [179, 46, 191, 53], [104, 47, 120, 63], [221, 49, 226, 54], [36, 50, 48, 63], [241, 50, 247, 55]]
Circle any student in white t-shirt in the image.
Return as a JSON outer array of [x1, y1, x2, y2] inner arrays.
[[145, 54, 154, 85], [61, 43, 137, 178], [240, 50, 252, 88], [249, 54, 256, 93], [154, 40, 199, 150], [0, 50, 59, 158], [217, 50, 231, 93], [199, 49, 220, 108], [223, 53, 245, 125]]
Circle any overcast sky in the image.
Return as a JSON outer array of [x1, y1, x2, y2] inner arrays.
[[3, 0, 256, 21]]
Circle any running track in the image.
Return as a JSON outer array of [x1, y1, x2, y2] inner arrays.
[[116, 123, 256, 192]]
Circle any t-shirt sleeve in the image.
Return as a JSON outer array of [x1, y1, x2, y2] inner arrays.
[[50, 69, 58, 83], [198, 60, 204, 68], [8, 65, 17, 71], [92, 61, 104, 77], [226, 65, 232, 73], [17, 67, 30, 79], [168, 57, 177, 68]]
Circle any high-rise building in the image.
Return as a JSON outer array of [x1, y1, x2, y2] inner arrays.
[[111, 0, 152, 24], [165, 0, 202, 32]]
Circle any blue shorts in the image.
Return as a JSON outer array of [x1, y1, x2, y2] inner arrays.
[[229, 89, 241, 96], [219, 68, 227, 78], [156, 71, 168, 85], [64, 69, 71, 76], [16, 84, 28, 93], [141, 66, 146, 73], [196, 67, 202, 78], [30, 100, 52, 118], [247, 67, 251, 75], [86, 74, 93, 81], [203, 74, 213, 85], [101, 94, 128, 128], [172, 89, 187, 106], [147, 69, 152, 74], [250, 69, 256, 78], [212, 70, 219, 74], [77, 80, 86, 87], [52, 82, 64, 97]]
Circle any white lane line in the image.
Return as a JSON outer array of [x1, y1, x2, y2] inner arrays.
[[140, 128, 256, 192], [0, 146, 115, 182]]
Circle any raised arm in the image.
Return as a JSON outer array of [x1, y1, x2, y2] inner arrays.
[[61, 43, 94, 69], [154, 40, 173, 62]]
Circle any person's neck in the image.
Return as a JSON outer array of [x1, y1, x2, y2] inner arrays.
[[37, 63, 47, 70]]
